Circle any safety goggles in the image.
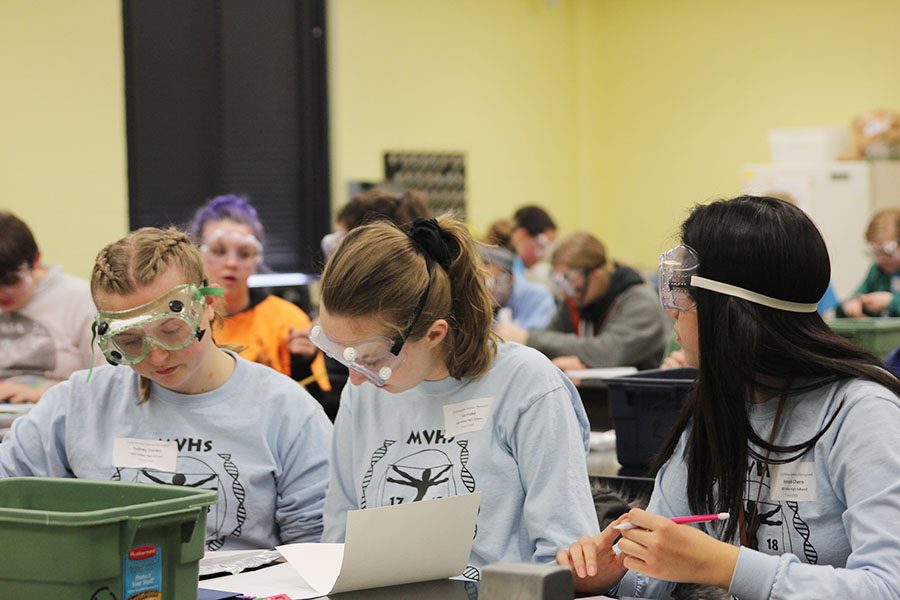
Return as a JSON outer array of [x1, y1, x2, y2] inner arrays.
[[309, 324, 407, 386], [486, 271, 513, 306], [533, 233, 555, 260], [551, 269, 587, 299], [321, 231, 346, 261], [200, 229, 263, 266], [0, 263, 32, 291], [658, 244, 818, 313], [94, 284, 222, 365], [866, 240, 900, 258]]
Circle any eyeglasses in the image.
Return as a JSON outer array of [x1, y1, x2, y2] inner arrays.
[[867, 240, 900, 258], [200, 230, 262, 266]]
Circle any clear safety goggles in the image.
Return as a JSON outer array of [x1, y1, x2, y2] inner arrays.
[[867, 240, 900, 258], [0, 263, 32, 291], [309, 324, 407, 387], [94, 284, 222, 365], [486, 271, 513, 306], [551, 269, 587, 299], [200, 229, 263, 266], [658, 244, 818, 313], [533, 233, 555, 260], [321, 231, 346, 260]]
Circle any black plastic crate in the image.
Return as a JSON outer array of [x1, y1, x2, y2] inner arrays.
[[606, 368, 697, 469]]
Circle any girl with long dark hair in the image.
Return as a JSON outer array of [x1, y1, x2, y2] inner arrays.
[[558, 196, 900, 599]]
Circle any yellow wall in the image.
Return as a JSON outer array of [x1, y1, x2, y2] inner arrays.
[[0, 0, 128, 280], [577, 0, 900, 268], [5, 1, 900, 277], [328, 0, 581, 235]]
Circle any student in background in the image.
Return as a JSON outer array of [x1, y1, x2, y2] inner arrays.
[[558, 196, 900, 599], [0, 211, 95, 403], [838, 207, 900, 317], [314, 216, 598, 579], [508, 205, 558, 285], [188, 195, 330, 395], [496, 231, 668, 372], [479, 245, 555, 330], [321, 188, 431, 261], [0, 227, 332, 550]]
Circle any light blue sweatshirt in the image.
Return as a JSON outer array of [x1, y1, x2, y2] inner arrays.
[[0, 353, 333, 550], [322, 342, 600, 580], [616, 377, 900, 599]]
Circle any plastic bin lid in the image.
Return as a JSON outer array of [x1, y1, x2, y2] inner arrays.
[[0, 477, 217, 526]]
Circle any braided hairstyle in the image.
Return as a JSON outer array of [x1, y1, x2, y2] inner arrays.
[[92, 227, 213, 402]]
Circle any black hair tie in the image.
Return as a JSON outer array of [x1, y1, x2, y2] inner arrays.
[[407, 218, 454, 270]]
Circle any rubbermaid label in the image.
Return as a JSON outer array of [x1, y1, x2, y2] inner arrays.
[[123, 543, 163, 600]]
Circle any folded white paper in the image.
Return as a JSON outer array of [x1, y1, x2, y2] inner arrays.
[[565, 367, 638, 380], [204, 493, 481, 598]]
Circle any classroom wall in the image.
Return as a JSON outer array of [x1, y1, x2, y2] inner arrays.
[[1, 0, 128, 280], [576, 0, 900, 268], [4, 1, 900, 277], [327, 0, 581, 236]]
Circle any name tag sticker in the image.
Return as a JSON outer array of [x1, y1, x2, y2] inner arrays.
[[769, 461, 817, 502], [443, 397, 494, 438], [112, 437, 178, 472]]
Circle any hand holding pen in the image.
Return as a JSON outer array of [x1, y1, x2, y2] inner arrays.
[[613, 508, 740, 590]]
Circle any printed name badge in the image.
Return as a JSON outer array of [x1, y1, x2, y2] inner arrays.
[[112, 437, 178, 472], [768, 462, 817, 502], [443, 397, 494, 438]]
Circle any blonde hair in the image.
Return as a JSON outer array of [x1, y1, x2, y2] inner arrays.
[[866, 208, 900, 243], [91, 227, 214, 403], [551, 231, 608, 271], [321, 215, 498, 379], [483, 218, 516, 251]]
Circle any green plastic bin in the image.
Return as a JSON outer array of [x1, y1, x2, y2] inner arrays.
[[0, 477, 216, 599], [827, 317, 900, 358]]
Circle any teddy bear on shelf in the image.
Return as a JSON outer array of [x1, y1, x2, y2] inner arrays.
[[847, 108, 900, 159]]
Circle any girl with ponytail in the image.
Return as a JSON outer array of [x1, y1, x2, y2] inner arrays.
[[315, 215, 599, 578], [0, 227, 332, 551]]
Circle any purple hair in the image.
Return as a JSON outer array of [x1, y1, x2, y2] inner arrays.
[[188, 194, 266, 247]]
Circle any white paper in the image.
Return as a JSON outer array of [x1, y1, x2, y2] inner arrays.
[[443, 397, 493, 437], [204, 493, 481, 598], [111, 437, 178, 472], [202, 562, 322, 598], [565, 367, 638, 380], [769, 462, 817, 502]]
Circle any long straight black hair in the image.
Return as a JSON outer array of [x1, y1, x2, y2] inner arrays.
[[653, 196, 900, 542]]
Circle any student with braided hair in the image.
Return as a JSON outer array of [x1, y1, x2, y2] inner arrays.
[[314, 215, 599, 579], [0, 227, 332, 550]]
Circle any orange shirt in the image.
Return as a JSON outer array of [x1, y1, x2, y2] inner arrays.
[[215, 294, 331, 392]]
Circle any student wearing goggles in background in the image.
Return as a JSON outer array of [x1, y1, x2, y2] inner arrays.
[[317, 216, 599, 579], [558, 196, 900, 600], [496, 231, 668, 374], [838, 207, 900, 318], [0, 227, 332, 551], [0, 211, 96, 404], [188, 195, 331, 397]]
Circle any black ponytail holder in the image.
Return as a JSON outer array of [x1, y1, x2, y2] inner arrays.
[[406, 218, 454, 270]]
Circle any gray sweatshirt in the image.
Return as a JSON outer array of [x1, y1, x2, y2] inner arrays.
[[526, 283, 668, 370], [616, 377, 900, 599]]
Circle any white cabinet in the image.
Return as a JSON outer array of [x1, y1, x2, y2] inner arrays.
[[740, 161, 900, 299]]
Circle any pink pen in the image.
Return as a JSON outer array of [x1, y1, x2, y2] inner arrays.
[[614, 512, 729, 531]]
